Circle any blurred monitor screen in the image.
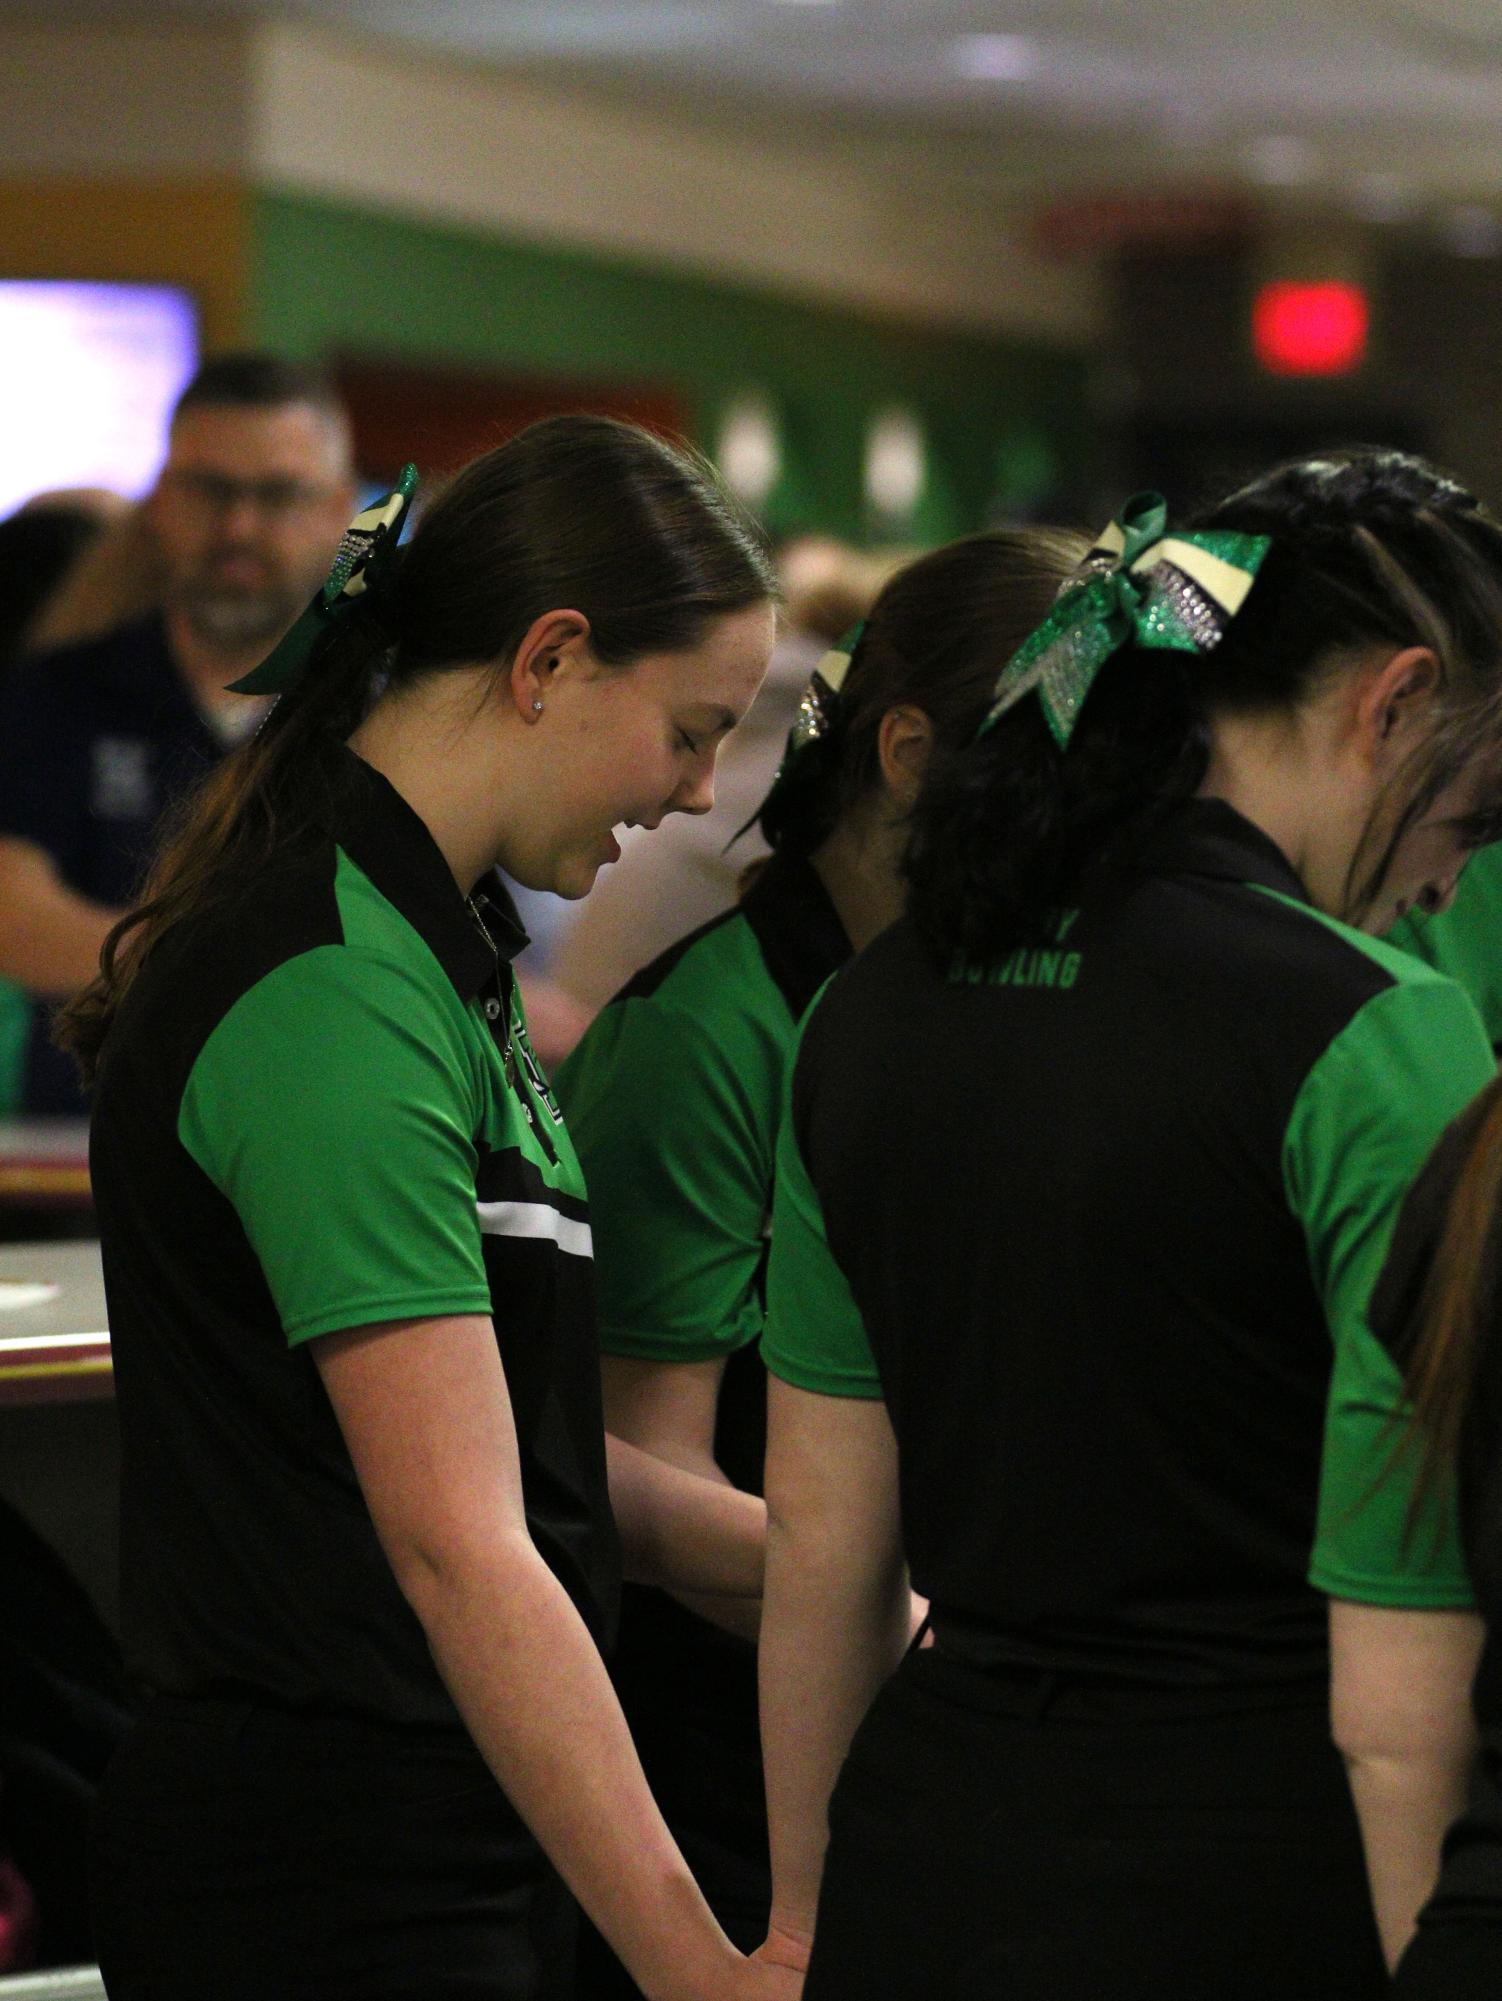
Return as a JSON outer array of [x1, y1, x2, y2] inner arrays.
[[0, 281, 199, 517]]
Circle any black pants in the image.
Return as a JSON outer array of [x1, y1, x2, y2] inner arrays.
[[91, 1696, 576, 2001], [1396, 1924, 1502, 1997], [804, 1647, 1389, 2001], [1394, 1768, 1502, 1999]]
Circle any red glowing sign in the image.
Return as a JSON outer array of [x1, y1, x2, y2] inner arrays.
[[1253, 281, 1369, 377]]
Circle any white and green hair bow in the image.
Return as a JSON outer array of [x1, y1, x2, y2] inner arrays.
[[749, 619, 866, 834], [981, 491, 1271, 747], [229, 463, 418, 696]]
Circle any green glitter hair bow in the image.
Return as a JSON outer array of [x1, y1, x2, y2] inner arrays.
[[228, 463, 419, 696], [788, 620, 865, 759], [981, 491, 1271, 747], [733, 621, 865, 846]]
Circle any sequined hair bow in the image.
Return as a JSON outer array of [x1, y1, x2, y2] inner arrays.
[[788, 620, 864, 758], [747, 620, 866, 837], [228, 463, 419, 696], [980, 492, 1271, 747]]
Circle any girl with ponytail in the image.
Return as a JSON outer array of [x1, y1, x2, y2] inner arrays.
[[757, 448, 1502, 2000], [554, 526, 1084, 1995], [67, 415, 803, 2001]]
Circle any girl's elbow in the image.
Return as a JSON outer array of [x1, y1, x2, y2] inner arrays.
[[380, 1512, 535, 1626]]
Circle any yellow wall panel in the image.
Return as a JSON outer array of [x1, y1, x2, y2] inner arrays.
[[0, 178, 249, 347]]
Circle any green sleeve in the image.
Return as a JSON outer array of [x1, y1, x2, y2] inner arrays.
[[1390, 841, 1502, 1049], [761, 1049, 883, 1400], [179, 945, 491, 1346], [556, 993, 777, 1361], [1291, 975, 1493, 1605]]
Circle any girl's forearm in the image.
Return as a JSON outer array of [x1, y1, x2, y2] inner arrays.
[[1329, 1599, 1483, 1971], [410, 1527, 740, 2001], [759, 1517, 910, 1944], [1344, 1748, 1473, 1970], [608, 1430, 765, 1604]]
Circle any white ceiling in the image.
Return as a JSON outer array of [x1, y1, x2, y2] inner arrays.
[[21, 0, 1502, 214]]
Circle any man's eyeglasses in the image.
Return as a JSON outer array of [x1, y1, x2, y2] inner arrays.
[[164, 470, 335, 519]]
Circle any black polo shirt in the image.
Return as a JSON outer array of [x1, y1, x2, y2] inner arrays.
[[90, 744, 617, 1723], [0, 615, 224, 1114], [764, 798, 1491, 1695]]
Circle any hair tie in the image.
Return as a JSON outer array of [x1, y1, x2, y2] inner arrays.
[[980, 492, 1270, 748], [227, 463, 418, 696]]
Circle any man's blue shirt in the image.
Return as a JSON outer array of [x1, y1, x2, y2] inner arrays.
[[0, 615, 225, 1114]]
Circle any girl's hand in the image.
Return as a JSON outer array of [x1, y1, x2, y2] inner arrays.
[[730, 1949, 805, 2001], [672, 1935, 805, 2001], [736, 1920, 811, 1997]]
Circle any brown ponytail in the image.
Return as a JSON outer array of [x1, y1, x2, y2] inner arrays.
[[1402, 1074, 1502, 1512]]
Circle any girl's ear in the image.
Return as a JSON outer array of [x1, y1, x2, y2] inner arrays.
[[877, 705, 935, 813], [1357, 644, 1442, 759], [506, 610, 592, 721]]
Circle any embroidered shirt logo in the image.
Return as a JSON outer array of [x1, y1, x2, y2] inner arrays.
[[951, 908, 1085, 991], [514, 1021, 565, 1125]]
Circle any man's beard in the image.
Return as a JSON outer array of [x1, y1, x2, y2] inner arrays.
[[172, 579, 307, 653]]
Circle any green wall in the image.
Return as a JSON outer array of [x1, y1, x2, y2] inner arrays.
[[252, 190, 1089, 544]]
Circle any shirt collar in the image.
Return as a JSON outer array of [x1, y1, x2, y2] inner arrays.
[[740, 848, 853, 1018], [315, 742, 529, 1001], [1128, 795, 1312, 904]]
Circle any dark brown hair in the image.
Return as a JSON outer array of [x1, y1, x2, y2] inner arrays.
[[907, 448, 1502, 966], [59, 414, 775, 1079], [757, 527, 1088, 859], [171, 351, 345, 429], [1399, 1078, 1502, 1524]]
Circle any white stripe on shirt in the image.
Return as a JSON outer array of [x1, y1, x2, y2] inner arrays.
[[475, 1200, 594, 1260]]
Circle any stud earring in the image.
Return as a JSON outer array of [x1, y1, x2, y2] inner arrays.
[[531, 699, 544, 714]]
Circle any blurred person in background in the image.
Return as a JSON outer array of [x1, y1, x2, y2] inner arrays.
[[0, 487, 127, 1117], [22, 499, 164, 659], [0, 353, 355, 1116], [0, 487, 127, 670], [0, 485, 144, 1977], [557, 527, 1084, 1998], [777, 536, 913, 653]]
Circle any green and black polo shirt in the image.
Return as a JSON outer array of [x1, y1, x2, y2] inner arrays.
[[90, 744, 616, 1726], [1392, 839, 1502, 1050], [555, 850, 850, 1813], [764, 797, 1492, 1694], [557, 850, 850, 1411]]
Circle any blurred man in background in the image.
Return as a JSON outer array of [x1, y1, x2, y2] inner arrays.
[[0, 353, 355, 1115]]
